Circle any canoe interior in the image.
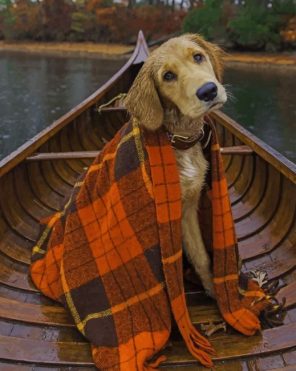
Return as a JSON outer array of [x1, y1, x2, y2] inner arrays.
[[0, 33, 296, 370]]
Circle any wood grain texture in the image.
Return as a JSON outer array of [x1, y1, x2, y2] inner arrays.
[[0, 324, 295, 367]]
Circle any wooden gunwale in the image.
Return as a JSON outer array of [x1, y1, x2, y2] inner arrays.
[[211, 111, 296, 184]]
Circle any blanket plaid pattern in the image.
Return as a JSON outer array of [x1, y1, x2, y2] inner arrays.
[[207, 123, 269, 336], [31, 118, 270, 370]]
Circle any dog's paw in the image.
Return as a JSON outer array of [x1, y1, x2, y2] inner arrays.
[[205, 288, 216, 300], [204, 282, 216, 299]]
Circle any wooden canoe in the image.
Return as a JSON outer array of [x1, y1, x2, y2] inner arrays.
[[0, 31, 295, 371]]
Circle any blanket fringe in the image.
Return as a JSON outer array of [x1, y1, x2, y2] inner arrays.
[[186, 336, 213, 368], [184, 305, 215, 353], [179, 313, 214, 367], [179, 328, 213, 367]]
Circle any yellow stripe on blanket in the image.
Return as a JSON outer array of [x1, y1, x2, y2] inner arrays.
[[213, 274, 238, 284], [77, 282, 165, 332]]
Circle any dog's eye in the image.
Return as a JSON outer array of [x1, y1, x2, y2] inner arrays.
[[193, 53, 204, 63], [163, 71, 176, 81]]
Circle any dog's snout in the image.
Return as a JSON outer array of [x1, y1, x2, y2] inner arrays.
[[196, 82, 218, 102]]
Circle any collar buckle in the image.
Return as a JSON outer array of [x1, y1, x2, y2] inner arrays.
[[166, 127, 210, 150], [170, 133, 198, 144]]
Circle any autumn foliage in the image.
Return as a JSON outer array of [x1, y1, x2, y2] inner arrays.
[[0, 0, 185, 43], [96, 5, 185, 43], [0, 0, 293, 49]]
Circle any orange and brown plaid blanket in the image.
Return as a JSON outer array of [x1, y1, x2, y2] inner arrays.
[[30, 118, 270, 370]]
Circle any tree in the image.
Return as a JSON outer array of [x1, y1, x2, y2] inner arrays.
[[0, 0, 42, 40], [228, 0, 282, 50], [0, 0, 12, 10], [39, 0, 73, 41], [182, 0, 225, 40]]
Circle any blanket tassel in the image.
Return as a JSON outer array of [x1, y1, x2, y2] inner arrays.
[[179, 314, 215, 367], [186, 336, 213, 368]]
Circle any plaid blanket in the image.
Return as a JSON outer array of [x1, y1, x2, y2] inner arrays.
[[30, 118, 270, 370]]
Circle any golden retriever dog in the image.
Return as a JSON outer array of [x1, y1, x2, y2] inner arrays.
[[125, 34, 227, 298]]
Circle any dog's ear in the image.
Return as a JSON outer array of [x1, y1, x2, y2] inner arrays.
[[186, 34, 224, 82], [124, 61, 163, 131]]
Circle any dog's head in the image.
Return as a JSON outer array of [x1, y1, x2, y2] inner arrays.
[[125, 34, 227, 130]]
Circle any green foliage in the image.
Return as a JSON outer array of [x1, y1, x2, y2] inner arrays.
[[272, 0, 296, 15], [182, 0, 224, 40], [182, 0, 295, 50], [70, 11, 96, 41], [227, 0, 283, 50], [0, 0, 11, 10], [1, 11, 15, 40], [0, 0, 12, 39]]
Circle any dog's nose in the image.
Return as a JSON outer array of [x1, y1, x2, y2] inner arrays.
[[196, 82, 218, 102]]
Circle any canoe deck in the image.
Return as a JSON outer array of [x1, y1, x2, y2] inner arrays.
[[0, 32, 295, 370]]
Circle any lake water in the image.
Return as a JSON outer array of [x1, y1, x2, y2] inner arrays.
[[223, 67, 296, 163], [0, 51, 295, 163]]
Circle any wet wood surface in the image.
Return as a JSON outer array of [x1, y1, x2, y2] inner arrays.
[[0, 324, 295, 367]]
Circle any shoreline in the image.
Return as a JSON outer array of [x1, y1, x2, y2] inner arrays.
[[0, 41, 296, 66], [224, 52, 296, 68], [0, 41, 132, 59]]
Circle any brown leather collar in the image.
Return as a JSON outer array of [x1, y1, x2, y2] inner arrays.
[[166, 126, 212, 150]]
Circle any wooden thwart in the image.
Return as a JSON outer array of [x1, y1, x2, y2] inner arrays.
[[163, 323, 296, 366], [26, 151, 100, 161], [26, 145, 253, 161], [0, 297, 73, 327], [0, 323, 296, 366], [0, 281, 294, 327], [220, 145, 253, 155], [0, 296, 219, 328]]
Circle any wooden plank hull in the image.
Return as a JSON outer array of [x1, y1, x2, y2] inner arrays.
[[0, 32, 295, 370]]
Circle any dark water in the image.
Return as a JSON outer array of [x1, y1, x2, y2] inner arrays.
[[0, 52, 124, 160], [223, 67, 296, 163], [0, 51, 295, 163]]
